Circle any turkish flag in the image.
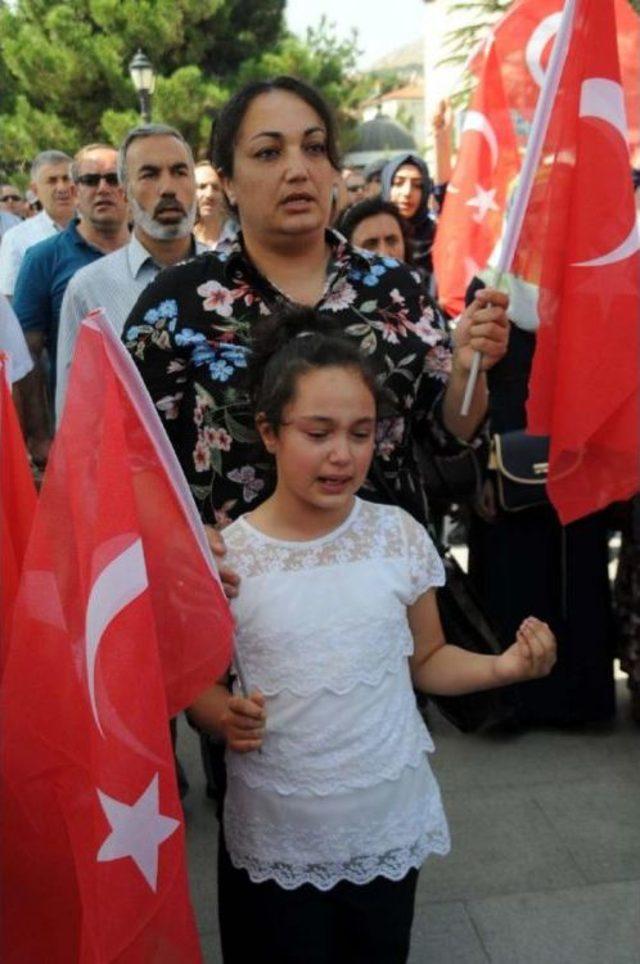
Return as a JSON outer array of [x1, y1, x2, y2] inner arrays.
[[0, 352, 37, 675], [0, 313, 233, 961], [483, 0, 640, 155], [433, 41, 520, 316], [516, 0, 640, 522]]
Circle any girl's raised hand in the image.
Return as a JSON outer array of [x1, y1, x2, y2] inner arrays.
[[494, 617, 557, 685], [222, 690, 266, 753]]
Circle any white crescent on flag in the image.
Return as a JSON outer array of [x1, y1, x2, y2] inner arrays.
[[85, 538, 148, 737], [573, 78, 640, 267], [573, 222, 640, 268], [462, 111, 499, 170], [526, 13, 562, 88], [579, 77, 628, 139]]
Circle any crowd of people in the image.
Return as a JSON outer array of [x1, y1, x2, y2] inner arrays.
[[1, 72, 638, 962]]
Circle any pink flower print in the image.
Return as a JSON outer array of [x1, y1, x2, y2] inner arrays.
[[194, 391, 209, 426], [204, 426, 232, 451], [227, 465, 265, 503], [156, 393, 183, 420], [380, 319, 400, 344], [197, 280, 234, 317], [424, 343, 452, 379], [193, 439, 212, 472], [390, 288, 405, 306], [323, 280, 357, 312], [231, 281, 258, 309], [406, 305, 441, 346], [214, 500, 237, 529], [375, 417, 405, 460]]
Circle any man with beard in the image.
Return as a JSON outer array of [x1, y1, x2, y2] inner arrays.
[[56, 124, 204, 420], [12, 143, 129, 464]]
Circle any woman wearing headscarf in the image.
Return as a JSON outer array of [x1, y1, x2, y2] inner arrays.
[[381, 153, 436, 284]]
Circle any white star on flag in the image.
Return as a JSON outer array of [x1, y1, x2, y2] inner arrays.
[[96, 773, 180, 891], [466, 185, 499, 223]]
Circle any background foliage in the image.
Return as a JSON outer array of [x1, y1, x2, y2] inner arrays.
[[2, 0, 638, 179], [0, 0, 369, 177]]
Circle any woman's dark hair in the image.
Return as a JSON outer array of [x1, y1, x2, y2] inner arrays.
[[211, 76, 342, 177], [246, 307, 382, 431], [336, 196, 413, 264]]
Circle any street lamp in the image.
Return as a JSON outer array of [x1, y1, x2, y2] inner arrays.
[[129, 49, 156, 124]]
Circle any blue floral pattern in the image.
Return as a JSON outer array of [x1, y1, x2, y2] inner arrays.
[[123, 231, 460, 526]]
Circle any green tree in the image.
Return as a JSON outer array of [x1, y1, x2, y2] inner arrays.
[[0, 2, 374, 176], [236, 17, 373, 150], [0, 0, 286, 173], [438, 1, 510, 107]]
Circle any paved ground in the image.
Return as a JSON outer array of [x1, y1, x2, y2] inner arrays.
[[179, 672, 640, 964]]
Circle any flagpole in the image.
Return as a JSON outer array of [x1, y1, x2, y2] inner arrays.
[[84, 311, 251, 696], [460, 0, 578, 416]]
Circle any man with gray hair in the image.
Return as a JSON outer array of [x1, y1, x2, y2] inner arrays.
[[57, 124, 204, 420], [13, 142, 129, 465], [0, 150, 75, 297]]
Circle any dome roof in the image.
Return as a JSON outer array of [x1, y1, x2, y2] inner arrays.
[[350, 113, 417, 153]]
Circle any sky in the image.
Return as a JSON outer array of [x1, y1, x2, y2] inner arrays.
[[285, 0, 427, 69]]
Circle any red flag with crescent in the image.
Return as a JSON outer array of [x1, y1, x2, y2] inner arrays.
[[0, 352, 37, 675], [518, 0, 640, 522], [433, 41, 520, 316], [0, 313, 233, 961], [479, 0, 639, 155]]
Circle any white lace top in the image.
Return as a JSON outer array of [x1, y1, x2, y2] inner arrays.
[[223, 498, 451, 891]]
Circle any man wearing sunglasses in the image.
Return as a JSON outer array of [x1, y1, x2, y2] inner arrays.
[[12, 143, 129, 465], [0, 185, 25, 219]]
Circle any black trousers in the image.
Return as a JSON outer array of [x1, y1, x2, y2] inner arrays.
[[218, 832, 419, 964]]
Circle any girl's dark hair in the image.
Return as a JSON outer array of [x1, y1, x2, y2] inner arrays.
[[247, 307, 382, 430], [336, 196, 413, 265], [211, 76, 342, 177]]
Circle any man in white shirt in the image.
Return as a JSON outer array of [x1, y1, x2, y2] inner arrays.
[[56, 124, 204, 420], [0, 151, 75, 297], [0, 294, 35, 451], [0, 210, 21, 242], [0, 295, 33, 384], [193, 161, 226, 249]]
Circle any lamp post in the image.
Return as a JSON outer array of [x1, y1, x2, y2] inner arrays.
[[128, 49, 156, 124]]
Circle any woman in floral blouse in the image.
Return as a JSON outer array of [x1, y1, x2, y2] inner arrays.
[[122, 76, 509, 531]]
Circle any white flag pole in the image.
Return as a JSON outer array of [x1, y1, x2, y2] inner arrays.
[[460, 0, 579, 416]]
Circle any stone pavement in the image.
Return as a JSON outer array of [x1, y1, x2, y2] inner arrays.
[[179, 676, 640, 963]]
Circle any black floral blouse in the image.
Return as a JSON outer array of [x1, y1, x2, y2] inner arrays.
[[122, 229, 466, 528]]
